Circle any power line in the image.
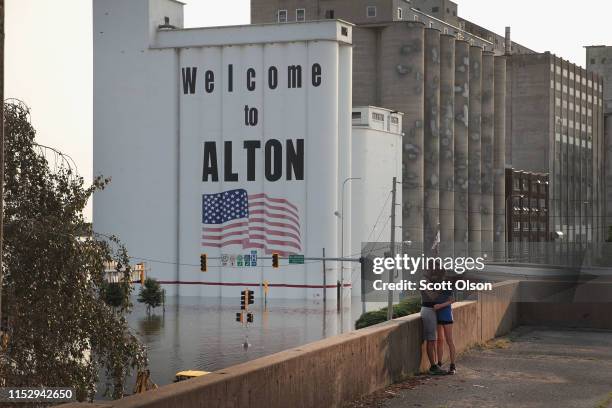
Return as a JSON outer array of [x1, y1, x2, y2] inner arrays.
[[364, 190, 392, 244]]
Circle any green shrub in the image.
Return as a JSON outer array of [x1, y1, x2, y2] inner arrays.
[[355, 297, 421, 329], [138, 278, 164, 314]]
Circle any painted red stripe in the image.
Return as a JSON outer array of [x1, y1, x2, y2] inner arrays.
[[136, 281, 352, 289], [248, 194, 298, 212]]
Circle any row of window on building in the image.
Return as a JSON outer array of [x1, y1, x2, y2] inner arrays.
[[276, 9, 306, 23], [275, 7, 491, 50], [551, 82, 603, 105], [550, 64, 604, 92], [275, 6, 417, 22], [554, 96, 597, 113], [352, 111, 399, 124]]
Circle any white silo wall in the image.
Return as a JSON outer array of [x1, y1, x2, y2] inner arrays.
[[350, 110, 403, 298], [178, 42, 349, 299], [93, 0, 353, 299]]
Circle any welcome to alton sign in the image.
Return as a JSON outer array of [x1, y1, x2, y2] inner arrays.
[[93, 3, 354, 298], [170, 26, 354, 297]]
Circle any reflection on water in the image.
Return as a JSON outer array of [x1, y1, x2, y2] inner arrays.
[[138, 314, 165, 336], [126, 296, 366, 386]]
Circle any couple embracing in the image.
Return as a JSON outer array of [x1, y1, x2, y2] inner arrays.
[[420, 261, 457, 375]]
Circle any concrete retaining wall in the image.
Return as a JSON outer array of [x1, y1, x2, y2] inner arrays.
[[63, 281, 520, 408], [518, 280, 612, 330]]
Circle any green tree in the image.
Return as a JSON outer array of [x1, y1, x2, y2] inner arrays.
[[0, 101, 146, 400], [101, 281, 130, 309], [138, 278, 164, 314]]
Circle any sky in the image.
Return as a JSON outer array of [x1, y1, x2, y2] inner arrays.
[[5, 0, 611, 220]]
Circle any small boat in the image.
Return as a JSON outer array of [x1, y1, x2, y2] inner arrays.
[[174, 370, 211, 382]]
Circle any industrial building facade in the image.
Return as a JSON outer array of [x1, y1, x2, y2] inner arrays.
[[252, 0, 610, 250], [586, 46, 612, 239], [253, 0, 511, 257], [507, 53, 606, 243]]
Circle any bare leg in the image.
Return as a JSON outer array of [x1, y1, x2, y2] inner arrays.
[[436, 325, 445, 364], [443, 324, 456, 364], [426, 340, 436, 366]]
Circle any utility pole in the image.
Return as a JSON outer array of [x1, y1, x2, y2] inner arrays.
[[387, 177, 397, 321], [322, 248, 326, 304], [0, 0, 5, 336]]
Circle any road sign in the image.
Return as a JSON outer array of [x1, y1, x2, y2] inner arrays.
[[288, 254, 305, 264]]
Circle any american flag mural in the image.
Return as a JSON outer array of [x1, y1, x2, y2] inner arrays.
[[202, 189, 302, 256]]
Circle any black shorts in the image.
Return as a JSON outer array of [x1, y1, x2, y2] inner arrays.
[[437, 320, 454, 325]]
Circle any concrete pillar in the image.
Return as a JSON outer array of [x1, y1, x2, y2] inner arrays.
[[454, 40, 470, 256], [592, 72, 601, 243], [439, 34, 455, 257], [587, 70, 594, 243], [589, 70, 596, 243], [493, 56, 507, 260], [481, 52, 495, 255], [424, 28, 440, 254], [468, 46, 482, 256], [380, 22, 425, 249]]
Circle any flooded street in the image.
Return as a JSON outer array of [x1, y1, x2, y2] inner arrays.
[[127, 296, 371, 386]]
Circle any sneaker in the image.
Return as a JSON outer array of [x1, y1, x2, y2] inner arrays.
[[448, 364, 456, 375], [429, 365, 446, 375]]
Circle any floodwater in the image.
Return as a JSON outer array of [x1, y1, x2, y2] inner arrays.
[[126, 295, 372, 386]]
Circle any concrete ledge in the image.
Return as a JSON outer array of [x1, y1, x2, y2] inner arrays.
[[62, 282, 521, 408]]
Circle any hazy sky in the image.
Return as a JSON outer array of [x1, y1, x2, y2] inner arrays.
[[6, 0, 611, 219]]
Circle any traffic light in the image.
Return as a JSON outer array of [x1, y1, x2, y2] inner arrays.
[[240, 290, 247, 310], [240, 289, 255, 310], [272, 253, 279, 268], [235, 312, 243, 323], [200, 254, 207, 272], [246, 312, 254, 323]]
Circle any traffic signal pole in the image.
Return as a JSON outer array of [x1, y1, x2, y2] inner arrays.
[[203, 256, 362, 262]]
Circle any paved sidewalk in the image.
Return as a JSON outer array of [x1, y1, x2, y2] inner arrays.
[[347, 327, 612, 408]]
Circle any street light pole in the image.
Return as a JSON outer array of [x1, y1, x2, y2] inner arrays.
[[387, 177, 398, 321], [339, 177, 360, 305]]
